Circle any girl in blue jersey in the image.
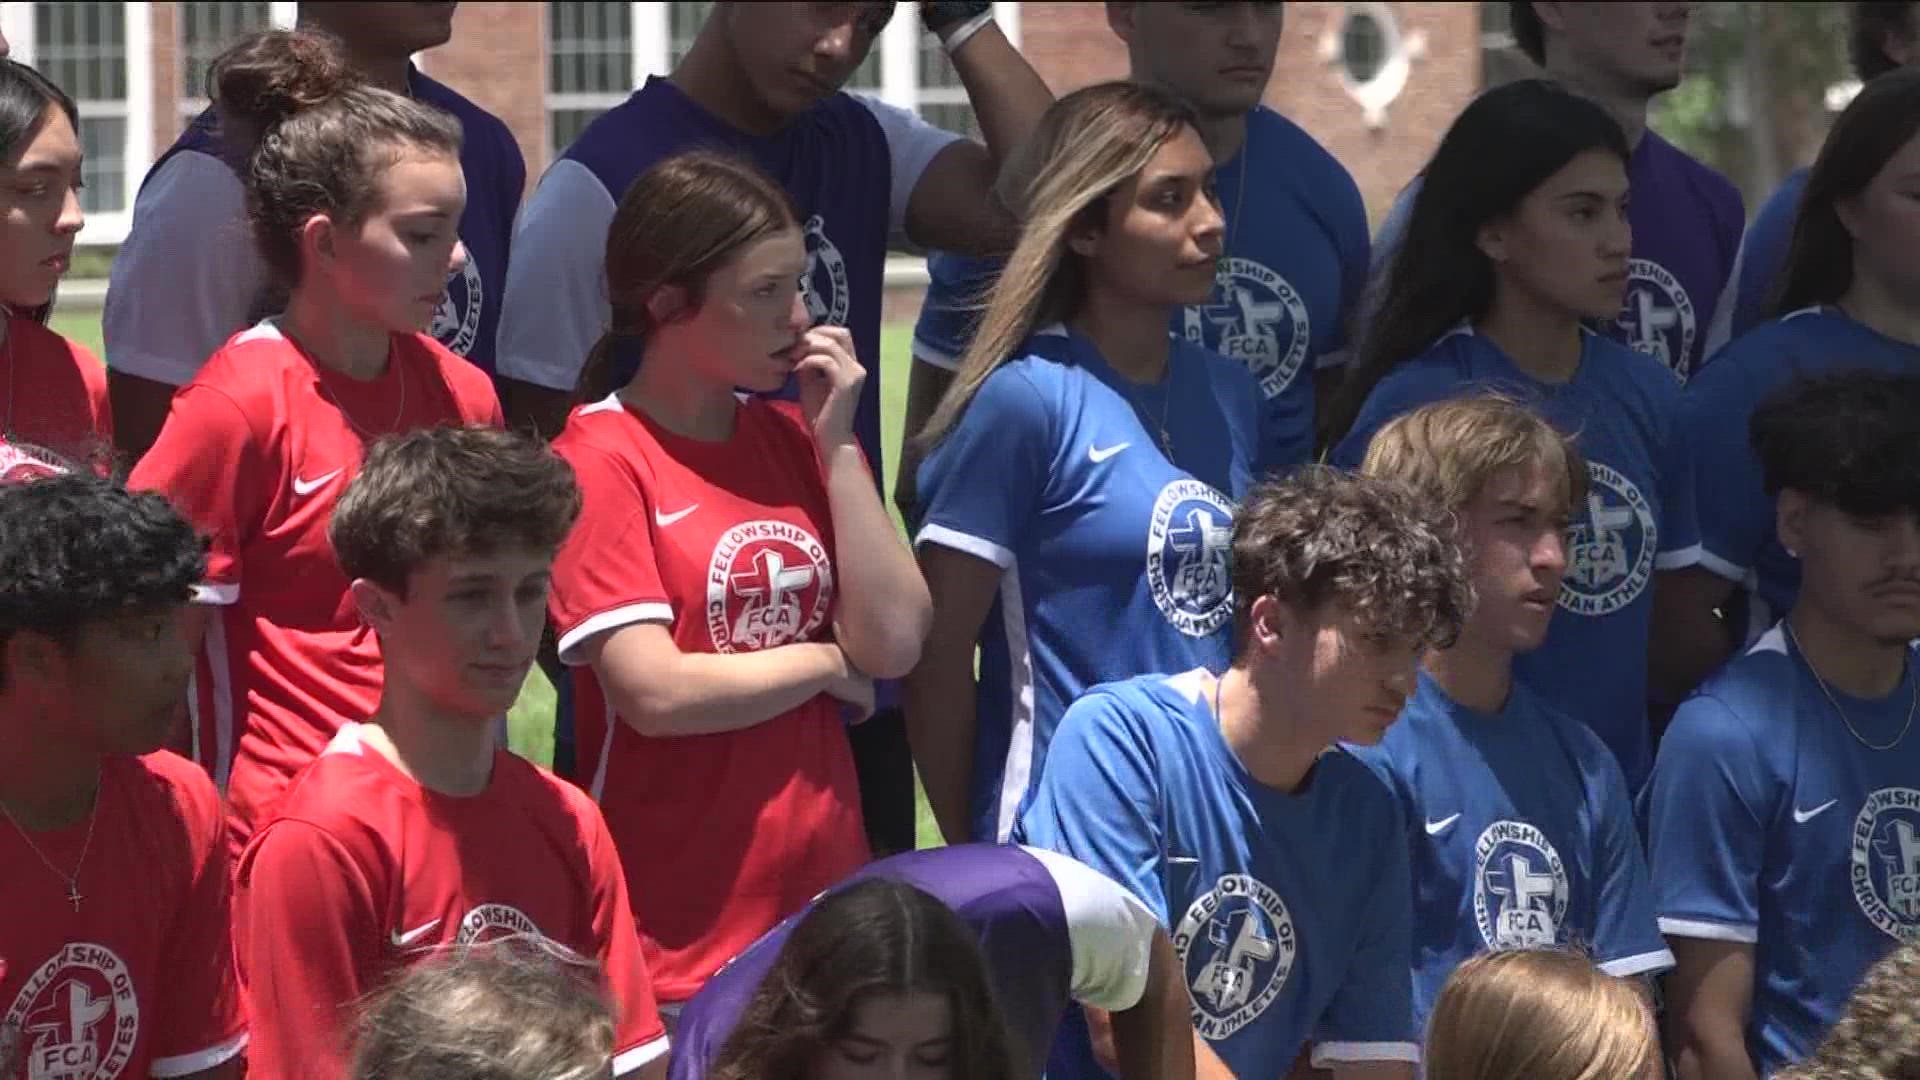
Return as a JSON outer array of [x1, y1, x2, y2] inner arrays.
[[903, 82, 1260, 845], [1653, 68, 1920, 702], [1326, 78, 1684, 793]]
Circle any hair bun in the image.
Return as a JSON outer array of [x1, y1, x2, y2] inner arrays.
[[210, 28, 357, 131]]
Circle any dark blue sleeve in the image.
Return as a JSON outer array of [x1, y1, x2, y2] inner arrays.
[[911, 251, 1003, 370], [914, 364, 1052, 567], [1312, 776, 1418, 1066], [1672, 354, 1772, 582], [1584, 733, 1676, 977]]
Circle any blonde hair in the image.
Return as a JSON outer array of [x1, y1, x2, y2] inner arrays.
[[1359, 393, 1588, 522], [910, 81, 1200, 454], [1777, 941, 1920, 1080], [1425, 950, 1659, 1080]]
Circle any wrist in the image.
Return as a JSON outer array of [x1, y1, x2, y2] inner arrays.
[[924, 1, 996, 51]]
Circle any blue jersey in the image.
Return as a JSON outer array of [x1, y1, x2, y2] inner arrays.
[[912, 106, 1369, 473], [1016, 670, 1417, 1075], [669, 844, 1160, 1080], [1668, 307, 1920, 634], [1348, 672, 1672, 1032], [1331, 327, 1687, 790], [1641, 626, 1920, 1076], [1703, 168, 1806, 358], [914, 327, 1260, 841]]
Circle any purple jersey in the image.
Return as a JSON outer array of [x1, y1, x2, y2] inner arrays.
[[668, 844, 1159, 1079]]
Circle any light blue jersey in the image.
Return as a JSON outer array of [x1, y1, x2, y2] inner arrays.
[[1348, 672, 1672, 1032], [1016, 670, 1417, 1075], [1642, 626, 1920, 1076], [914, 328, 1259, 841], [912, 107, 1368, 473], [1330, 326, 1688, 790]]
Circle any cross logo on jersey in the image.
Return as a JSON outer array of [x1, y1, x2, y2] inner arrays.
[[428, 247, 485, 358], [1472, 820, 1570, 950], [1181, 257, 1312, 400], [1173, 874, 1296, 1040], [1611, 257, 1696, 381], [1147, 480, 1237, 638], [4, 944, 139, 1080], [705, 520, 835, 654], [800, 214, 850, 328], [1561, 462, 1656, 617], [1854, 788, 1920, 940]]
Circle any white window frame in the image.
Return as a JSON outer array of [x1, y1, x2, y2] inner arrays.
[[2, 1, 154, 244], [542, 1, 648, 159], [175, 1, 297, 121]]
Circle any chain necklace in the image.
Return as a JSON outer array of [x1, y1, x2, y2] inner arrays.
[[0, 767, 103, 912], [1785, 621, 1917, 752], [315, 347, 408, 437]]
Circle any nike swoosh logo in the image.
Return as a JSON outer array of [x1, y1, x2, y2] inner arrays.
[[1794, 799, 1838, 824], [390, 919, 441, 948], [654, 504, 698, 526], [1088, 442, 1131, 463], [292, 469, 344, 496], [1425, 813, 1462, 836]]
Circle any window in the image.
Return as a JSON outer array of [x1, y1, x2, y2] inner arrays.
[[547, 1, 638, 160], [178, 2, 285, 119], [1325, 2, 1421, 128], [1340, 9, 1389, 85], [915, 31, 978, 139]]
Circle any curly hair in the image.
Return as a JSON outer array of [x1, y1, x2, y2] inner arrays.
[[1425, 948, 1659, 1080], [711, 878, 1020, 1080], [350, 935, 615, 1080], [329, 427, 583, 598], [0, 474, 206, 688], [1230, 466, 1471, 655], [1777, 941, 1920, 1080], [1750, 370, 1920, 518]]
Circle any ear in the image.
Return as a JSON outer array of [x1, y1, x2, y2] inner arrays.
[[646, 284, 694, 328], [1105, 1, 1139, 46], [1834, 192, 1867, 242], [298, 212, 339, 273], [1475, 218, 1510, 266], [1067, 222, 1104, 260], [350, 578, 402, 634], [1776, 489, 1812, 560], [3, 630, 64, 693], [1883, 24, 1917, 68], [1530, 2, 1570, 40], [1246, 593, 1293, 654]]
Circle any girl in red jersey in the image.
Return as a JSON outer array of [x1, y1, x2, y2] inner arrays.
[[0, 59, 110, 470], [128, 29, 501, 858], [548, 149, 932, 1008]]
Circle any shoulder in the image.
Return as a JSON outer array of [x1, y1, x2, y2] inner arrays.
[[501, 752, 608, 840], [1314, 747, 1407, 831], [1056, 676, 1191, 754], [182, 322, 307, 405], [1175, 336, 1257, 392], [554, 398, 651, 467], [122, 750, 224, 843], [411, 68, 515, 144], [1250, 107, 1361, 200], [1754, 168, 1809, 223], [1644, 132, 1744, 218], [265, 732, 399, 840], [1669, 628, 1799, 753], [15, 317, 102, 378], [401, 332, 499, 416], [1690, 308, 1833, 398], [1588, 332, 1682, 408], [1373, 335, 1481, 401]]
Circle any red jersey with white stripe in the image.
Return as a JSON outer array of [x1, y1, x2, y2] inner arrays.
[[0, 752, 246, 1080], [548, 394, 869, 1002], [127, 321, 501, 857], [0, 314, 112, 470], [234, 724, 668, 1079]]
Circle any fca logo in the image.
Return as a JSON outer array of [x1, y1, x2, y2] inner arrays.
[[22, 980, 110, 1079], [1193, 910, 1275, 1013], [1877, 819, 1920, 920], [731, 548, 815, 648], [1167, 510, 1231, 605]]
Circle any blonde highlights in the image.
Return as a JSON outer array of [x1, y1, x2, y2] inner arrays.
[[1425, 950, 1659, 1080], [1359, 393, 1587, 523]]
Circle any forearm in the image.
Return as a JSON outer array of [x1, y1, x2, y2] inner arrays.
[[902, 643, 979, 843], [1673, 1039, 1758, 1080], [1194, 1034, 1235, 1080], [1649, 569, 1738, 703], [602, 641, 847, 738], [825, 442, 932, 679], [1109, 933, 1196, 1080], [946, 21, 1054, 171]]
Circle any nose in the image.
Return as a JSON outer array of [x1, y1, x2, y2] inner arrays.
[[1534, 526, 1570, 577], [1193, 194, 1226, 253], [55, 182, 83, 236], [1886, 515, 1920, 569], [813, 19, 856, 65], [447, 239, 469, 277], [786, 289, 812, 332]]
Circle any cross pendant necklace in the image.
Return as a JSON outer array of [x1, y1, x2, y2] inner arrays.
[[0, 768, 102, 914]]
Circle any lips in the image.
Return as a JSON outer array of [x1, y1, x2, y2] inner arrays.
[[41, 253, 69, 273]]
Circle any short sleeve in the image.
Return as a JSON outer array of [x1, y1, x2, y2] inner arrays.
[[103, 153, 264, 386], [494, 160, 617, 392], [582, 802, 670, 1075], [859, 97, 965, 236], [1585, 743, 1676, 977], [234, 821, 385, 1080], [911, 252, 1001, 370], [1640, 693, 1774, 943], [1013, 693, 1170, 925], [1347, 176, 1420, 350], [149, 776, 248, 1077], [127, 384, 271, 604], [1311, 790, 1418, 1067], [1666, 360, 1770, 583], [1647, 373, 1694, 564], [548, 441, 673, 663], [913, 366, 1052, 568], [1323, 164, 1372, 365], [1020, 846, 1161, 1013]]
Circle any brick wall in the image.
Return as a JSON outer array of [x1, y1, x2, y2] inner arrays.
[[419, 3, 547, 195], [149, 1, 181, 152]]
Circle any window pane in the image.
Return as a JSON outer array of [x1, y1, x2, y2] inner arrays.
[[35, 2, 127, 102], [80, 115, 126, 213], [549, 1, 634, 95], [181, 2, 273, 100], [919, 102, 980, 141], [1341, 11, 1388, 85], [916, 29, 976, 135], [668, 1, 714, 67], [550, 107, 607, 161]]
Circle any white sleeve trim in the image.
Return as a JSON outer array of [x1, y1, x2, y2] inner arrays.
[[913, 522, 1015, 569], [859, 96, 966, 236], [1703, 236, 1745, 358], [1655, 543, 1704, 571], [612, 1034, 670, 1076], [192, 582, 239, 606], [557, 603, 675, 665], [1600, 948, 1677, 978], [1659, 917, 1758, 944], [912, 342, 963, 372], [494, 159, 617, 391], [149, 1030, 249, 1077], [1311, 1041, 1421, 1066], [1020, 846, 1160, 1013], [1664, 544, 1752, 585], [1314, 347, 1350, 372]]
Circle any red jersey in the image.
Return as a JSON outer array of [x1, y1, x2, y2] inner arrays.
[[548, 394, 870, 1002], [0, 315, 111, 470], [234, 724, 668, 1079], [0, 752, 245, 1080], [126, 321, 501, 857]]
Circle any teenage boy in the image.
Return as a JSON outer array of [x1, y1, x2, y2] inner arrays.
[[1018, 466, 1473, 1078], [234, 427, 668, 1080]]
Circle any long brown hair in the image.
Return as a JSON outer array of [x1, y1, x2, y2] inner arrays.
[[1424, 949, 1659, 1080], [710, 878, 1020, 1080], [910, 81, 1200, 456], [575, 149, 800, 403]]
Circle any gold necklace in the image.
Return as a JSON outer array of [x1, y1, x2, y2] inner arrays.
[[0, 767, 103, 913]]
